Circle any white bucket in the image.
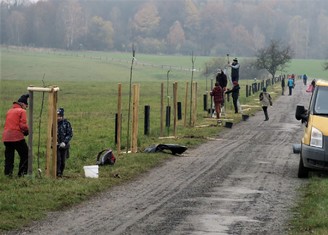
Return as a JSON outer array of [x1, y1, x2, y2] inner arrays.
[[83, 165, 99, 178]]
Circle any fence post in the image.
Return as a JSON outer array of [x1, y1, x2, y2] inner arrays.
[[117, 83, 122, 154], [177, 102, 182, 120], [203, 94, 207, 111], [246, 85, 249, 97], [144, 105, 150, 135]]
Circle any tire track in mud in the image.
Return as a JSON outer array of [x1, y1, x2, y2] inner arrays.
[[10, 81, 310, 235]]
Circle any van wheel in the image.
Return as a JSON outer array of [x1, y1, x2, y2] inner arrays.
[[298, 157, 309, 178]]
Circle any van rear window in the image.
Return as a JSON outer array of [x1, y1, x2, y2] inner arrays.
[[314, 86, 328, 115]]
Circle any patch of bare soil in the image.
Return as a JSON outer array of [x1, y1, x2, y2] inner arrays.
[[9, 81, 309, 235]]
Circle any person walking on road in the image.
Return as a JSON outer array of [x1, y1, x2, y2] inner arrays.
[[56, 107, 73, 177], [259, 87, 272, 121], [287, 76, 294, 96], [2, 94, 29, 177], [306, 79, 316, 93], [281, 75, 285, 95], [303, 74, 308, 85]]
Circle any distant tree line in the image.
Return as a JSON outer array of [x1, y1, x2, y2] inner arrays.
[[1, 0, 328, 59]]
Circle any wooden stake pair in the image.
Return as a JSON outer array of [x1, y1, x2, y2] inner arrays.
[[27, 86, 59, 178]]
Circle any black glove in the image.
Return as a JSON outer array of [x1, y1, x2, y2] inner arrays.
[[23, 130, 29, 136]]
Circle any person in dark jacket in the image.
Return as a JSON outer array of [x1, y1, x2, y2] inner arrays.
[[215, 69, 228, 116], [216, 69, 227, 90], [225, 81, 240, 114], [228, 58, 240, 82], [210, 82, 224, 119], [281, 75, 285, 95], [56, 107, 73, 177], [2, 94, 29, 177]]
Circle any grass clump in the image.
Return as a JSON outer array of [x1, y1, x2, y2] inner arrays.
[[289, 177, 328, 235]]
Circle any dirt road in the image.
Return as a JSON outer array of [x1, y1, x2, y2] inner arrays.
[[11, 81, 310, 235]]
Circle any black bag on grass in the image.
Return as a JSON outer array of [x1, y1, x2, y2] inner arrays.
[[96, 149, 116, 166]]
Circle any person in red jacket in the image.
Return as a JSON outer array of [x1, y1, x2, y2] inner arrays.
[[2, 94, 29, 177], [210, 82, 224, 119]]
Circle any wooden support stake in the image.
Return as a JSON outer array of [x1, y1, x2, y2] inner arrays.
[[173, 82, 178, 137], [51, 90, 58, 178], [184, 82, 188, 127], [192, 82, 197, 126], [160, 83, 164, 137], [27, 90, 33, 175], [27, 86, 59, 178], [28, 86, 60, 92], [131, 84, 140, 153], [46, 92, 53, 176], [117, 83, 122, 155]]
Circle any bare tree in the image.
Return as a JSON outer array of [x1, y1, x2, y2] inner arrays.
[[60, 0, 85, 50], [324, 61, 328, 70], [255, 40, 293, 79]]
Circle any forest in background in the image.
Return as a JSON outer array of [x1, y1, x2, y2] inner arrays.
[[1, 0, 328, 59]]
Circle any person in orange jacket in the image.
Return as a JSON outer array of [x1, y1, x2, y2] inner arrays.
[[2, 94, 29, 177]]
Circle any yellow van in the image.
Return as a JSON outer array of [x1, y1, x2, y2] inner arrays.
[[295, 80, 328, 178]]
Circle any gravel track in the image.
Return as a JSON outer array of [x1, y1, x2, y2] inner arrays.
[[9, 81, 309, 235]]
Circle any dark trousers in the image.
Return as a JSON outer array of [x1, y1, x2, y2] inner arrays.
[[4, 139, 28, 176], [57, 147, 68, 176], [262, 106, 269, 120], [232, 97, 238, 113], [289, 86, 293, 95]]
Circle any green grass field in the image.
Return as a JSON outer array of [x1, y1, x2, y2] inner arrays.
[[0, 47, 328, 233]]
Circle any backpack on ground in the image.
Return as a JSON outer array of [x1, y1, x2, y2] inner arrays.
[[96, 149, 116, 166]]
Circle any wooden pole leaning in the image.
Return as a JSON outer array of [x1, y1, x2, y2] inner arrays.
[[27, 86, 59, 178]]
